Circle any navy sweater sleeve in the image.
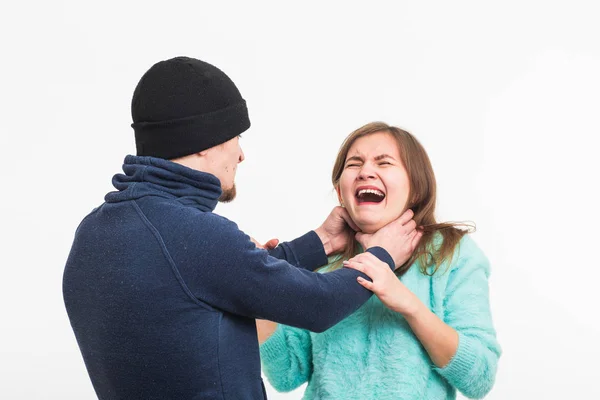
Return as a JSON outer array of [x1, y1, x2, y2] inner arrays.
[[267, 231, 328, 271], [177, 214, 394, 333]]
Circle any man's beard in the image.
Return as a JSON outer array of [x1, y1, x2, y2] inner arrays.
[[218, 184, 237, 203]]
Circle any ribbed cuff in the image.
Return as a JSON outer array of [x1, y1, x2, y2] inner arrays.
[[435, 332, 478, 384], [259, 325, 288, 363], [288, 231, 328, 271], [366, 246, 395, 270]]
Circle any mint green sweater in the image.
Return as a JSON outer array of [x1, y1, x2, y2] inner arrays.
[[260, 236, 501, 399]]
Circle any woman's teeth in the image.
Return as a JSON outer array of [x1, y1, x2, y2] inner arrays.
[[357, 189, 384, 197], [356, 189, 385, 203]]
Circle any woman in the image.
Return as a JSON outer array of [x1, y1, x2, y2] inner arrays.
[[258, 122, 501, 399]]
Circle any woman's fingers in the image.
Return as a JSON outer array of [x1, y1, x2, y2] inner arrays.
[[348, 253, 368, 264], [344, 259, 377, 279], [345, 258, 386, 281], [356, 276, 374, 291], [345, 260, 377, 290], [343, 259, 366, 273], [350, 252, 379, 263]]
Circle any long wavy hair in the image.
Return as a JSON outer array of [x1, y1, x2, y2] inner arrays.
[[330, 122, 474, 276]]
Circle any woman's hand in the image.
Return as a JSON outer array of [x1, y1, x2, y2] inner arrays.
[[344, 252, 460, 369], [343, 252, 422, 317]]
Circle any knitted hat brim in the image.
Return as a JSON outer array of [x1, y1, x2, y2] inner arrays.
[[132, 101, 250, 160]]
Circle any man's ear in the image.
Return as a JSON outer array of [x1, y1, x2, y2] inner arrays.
[[197, 149, 210, 158]]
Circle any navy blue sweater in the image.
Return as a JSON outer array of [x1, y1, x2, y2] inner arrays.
[[63, 156, 394, 400]]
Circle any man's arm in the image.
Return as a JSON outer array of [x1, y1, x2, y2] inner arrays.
[[176, 214, 395, 332], [265, 231, 328, 271], [260, 206, 360, 270]]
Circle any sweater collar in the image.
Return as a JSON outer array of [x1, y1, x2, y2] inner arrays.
[[105, 155, 222, 212]]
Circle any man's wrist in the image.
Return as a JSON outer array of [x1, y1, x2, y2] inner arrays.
[[365, 246, 395, 271], [314, 227, 333, 255]]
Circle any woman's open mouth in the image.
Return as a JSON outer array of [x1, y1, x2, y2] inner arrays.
[[355, 187, 385, 205]]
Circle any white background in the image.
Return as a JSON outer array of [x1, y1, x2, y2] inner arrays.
[[1, 1, 599, 399]]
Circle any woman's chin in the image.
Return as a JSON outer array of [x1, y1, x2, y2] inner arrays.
[[356, 221, 385, 234]]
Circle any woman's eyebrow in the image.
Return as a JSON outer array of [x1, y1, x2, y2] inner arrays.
[[374, 154, 396, 161], [345, 155, 363, 163]]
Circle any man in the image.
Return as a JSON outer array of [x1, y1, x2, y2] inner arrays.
[[63, 56, 418, 399]]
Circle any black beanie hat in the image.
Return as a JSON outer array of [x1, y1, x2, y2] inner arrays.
[[131, 56, 250, 160]]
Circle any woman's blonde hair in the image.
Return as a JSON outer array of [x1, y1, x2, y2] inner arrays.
[[330, 122, 473, 276]]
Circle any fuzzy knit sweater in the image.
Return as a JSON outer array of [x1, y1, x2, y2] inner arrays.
[[260, 236, 501, 399]]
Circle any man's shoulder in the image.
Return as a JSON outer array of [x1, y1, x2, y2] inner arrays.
[[194, 211, 239, 232], [164, 209, 244, 242], [138, 198, 229, 227]]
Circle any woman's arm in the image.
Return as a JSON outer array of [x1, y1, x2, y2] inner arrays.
[[404, 302, 459, 368], [344, 253, 458, 367], [344, 245, 501, 399], [259, 324, 313, 392], [256, 319, 278, 344], [432, 245, 501, 398]]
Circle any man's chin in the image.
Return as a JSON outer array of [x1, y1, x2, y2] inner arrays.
[[218, 185, 237, 203]]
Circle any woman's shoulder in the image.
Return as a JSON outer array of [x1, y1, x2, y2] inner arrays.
[[425, 232, 491, 277], [450, 234, 491, 276], [318, 254, 344, 273]]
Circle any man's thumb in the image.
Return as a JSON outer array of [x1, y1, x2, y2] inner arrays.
[[355, 232, 364, 242], [265, 238, 279, 250]]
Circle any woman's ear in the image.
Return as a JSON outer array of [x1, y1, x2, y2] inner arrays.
[[335, 185, 344, 207]]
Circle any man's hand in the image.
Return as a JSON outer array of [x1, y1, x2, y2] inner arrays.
[[355, 209, 422, 269], [314, 206, 361, 256], [250, 237, 279, 250]]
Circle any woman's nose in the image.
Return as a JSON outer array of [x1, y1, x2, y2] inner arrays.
[[357, 165, 376, 180]]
